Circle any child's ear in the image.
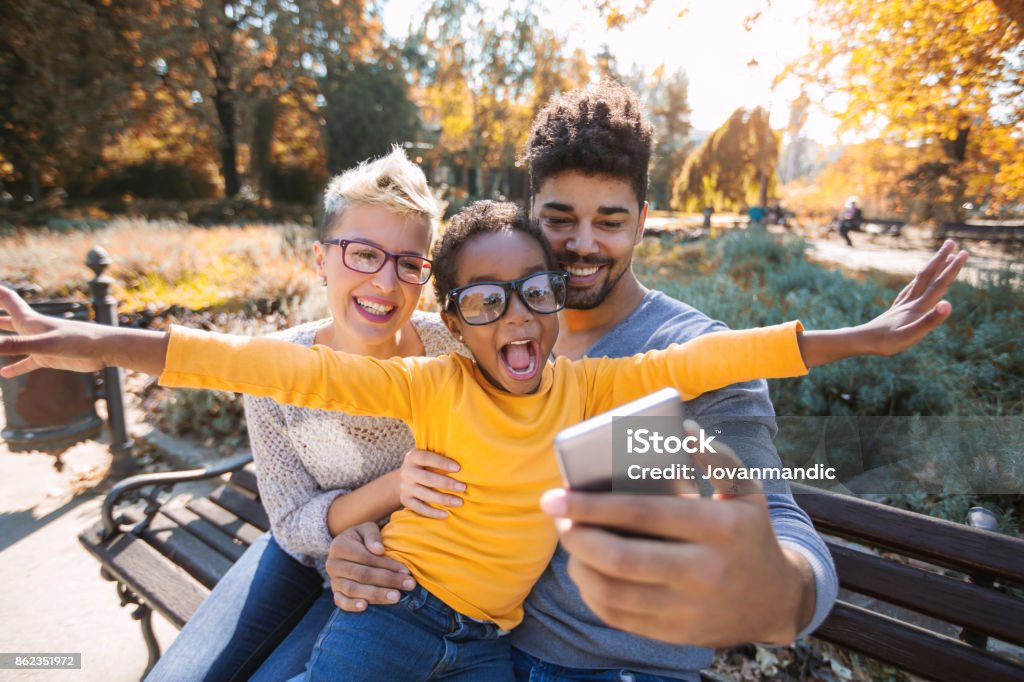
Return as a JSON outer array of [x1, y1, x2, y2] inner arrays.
[[442, 312, 464, 344]]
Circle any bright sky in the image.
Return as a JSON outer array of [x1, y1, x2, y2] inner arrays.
[[382, 0, 840, 143]]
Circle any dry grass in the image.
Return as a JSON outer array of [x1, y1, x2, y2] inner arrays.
[[0, 219, 317, 312]]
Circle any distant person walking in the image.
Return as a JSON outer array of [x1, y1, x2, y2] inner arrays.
[[839, 197, 863, 247], [702, 205, 714, 228]]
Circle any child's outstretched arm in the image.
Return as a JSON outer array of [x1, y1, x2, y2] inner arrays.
[[797, 239, 968, 367], [0, 285, 168, 377], [0, 284, 421, 421]]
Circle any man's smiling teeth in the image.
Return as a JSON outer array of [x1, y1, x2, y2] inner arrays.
[[355, 298, 395, 315], [565, 265, 599, 276]]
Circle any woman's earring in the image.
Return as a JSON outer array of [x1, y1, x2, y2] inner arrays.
[[321, 276, 328, 287]]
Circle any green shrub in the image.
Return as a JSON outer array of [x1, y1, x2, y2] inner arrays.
[[642, 230, 1024, 417], [88, 162, 216, 200], [154, 387, 249, 451], [268, 165, 327, 205], [641, 230, 1023, 532]]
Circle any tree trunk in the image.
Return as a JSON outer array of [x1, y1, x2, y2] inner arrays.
[[759, 170, 769, 208], [251, 98, 279, 200], [211, 46, 240, 198], [943, 124, 970, 222], [29, 160, 41, 202]]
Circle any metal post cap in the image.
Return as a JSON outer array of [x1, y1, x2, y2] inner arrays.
[[86, 246, 112, 277]]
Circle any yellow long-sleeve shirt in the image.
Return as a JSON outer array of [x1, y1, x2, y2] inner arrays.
[[160, 321, 807, 629]]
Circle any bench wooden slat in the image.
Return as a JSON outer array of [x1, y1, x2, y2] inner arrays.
[[142, 512, 236, 589], [79, 525, 208, 629], [938, 222, 1024, 243], [186, 496, 265, 546], [160, 503, 248, 563], [816, 602, 1024, 682], [829, 542, 1024, 646], [794, 488, 1024, 586], [227, 463, 260, 496], [209, 485, 271, 532]]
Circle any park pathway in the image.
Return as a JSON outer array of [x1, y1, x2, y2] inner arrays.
[[805, 235, 1024, 287], [0, 441, 179, 680]]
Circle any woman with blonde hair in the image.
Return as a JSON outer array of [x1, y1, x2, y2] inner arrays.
[[146, 147, 465, 681]]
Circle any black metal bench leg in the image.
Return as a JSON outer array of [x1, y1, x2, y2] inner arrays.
[[134, 603, 161, 677], [116, 581, 162, 676]]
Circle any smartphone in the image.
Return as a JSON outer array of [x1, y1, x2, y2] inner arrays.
[[554, 387, 697, 495]]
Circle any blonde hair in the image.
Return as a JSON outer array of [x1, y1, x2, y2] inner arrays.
[[320, 146, 440, 240]]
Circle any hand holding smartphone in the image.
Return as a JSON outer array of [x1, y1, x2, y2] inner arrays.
[[554, 387, 700, 496]]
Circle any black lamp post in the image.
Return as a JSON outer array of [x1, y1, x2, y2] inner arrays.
[[87, 246, 136, 477]]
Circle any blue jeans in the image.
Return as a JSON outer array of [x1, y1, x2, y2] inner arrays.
[[304, 585, 514, 681], [146, 533, 334, 682], [511, 648, 687, 682]]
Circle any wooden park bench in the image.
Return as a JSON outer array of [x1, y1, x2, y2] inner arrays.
[[78, 453, 264, 675], [937, 221, 1024, 250], [79, 460, 1024, 680], [861, 218, 906, 240], [824, 217, 906, 243], [792, 484, 1024, 682]]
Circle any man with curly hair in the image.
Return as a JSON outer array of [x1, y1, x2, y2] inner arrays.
[[328, 81, 838, 681]]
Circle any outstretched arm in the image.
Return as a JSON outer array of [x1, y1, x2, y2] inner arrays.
[[0, 285, 168, 377], [0, 285, 420, 422], [798, 239, 968, 367], [584, 240, 968, 412]]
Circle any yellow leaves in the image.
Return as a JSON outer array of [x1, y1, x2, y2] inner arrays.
[[605, 8, 628, 30], [803, 0, 1020, 143]]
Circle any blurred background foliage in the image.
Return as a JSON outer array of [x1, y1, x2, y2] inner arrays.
[[1, 0, 1020, 225]]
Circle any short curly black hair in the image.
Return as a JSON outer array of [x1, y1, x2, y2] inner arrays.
[[432, 200, 559, 309], [524, 80, 654, 208]]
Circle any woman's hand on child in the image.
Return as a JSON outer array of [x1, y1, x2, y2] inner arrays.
[[0, 285, 107, 376], [397, 446, 466, 516], [326, 522, 416, 611], [399, 449, 466, 519]]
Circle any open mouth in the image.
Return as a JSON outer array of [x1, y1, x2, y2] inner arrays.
[[499, 339, 540, 382], [353, 296, 397, 321], [562, 262, 605, 286]]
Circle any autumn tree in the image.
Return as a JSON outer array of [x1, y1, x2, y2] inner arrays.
[[789, 0, 1024, 217], [406, 0, 585, 200], [0, 1, 141, 199], [673, 106, 779, 212], [128, 0, 382, 198], [781, 139, 922, 218], [243, 0, 373, 199], [595, 44, 622, 83], [529, 37, 591, 115], [646, 66, 692, 209], [322, 51, 421, 174]]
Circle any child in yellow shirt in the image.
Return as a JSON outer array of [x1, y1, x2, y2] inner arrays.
[[0, 201, 966, 680]]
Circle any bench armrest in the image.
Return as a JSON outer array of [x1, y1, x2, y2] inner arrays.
[[100, 453, 254, 540]]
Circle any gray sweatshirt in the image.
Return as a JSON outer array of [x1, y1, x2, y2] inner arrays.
[[510, 290, 838, 679]]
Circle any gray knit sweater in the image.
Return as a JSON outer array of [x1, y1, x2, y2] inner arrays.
[[242, 310, 464, 573]]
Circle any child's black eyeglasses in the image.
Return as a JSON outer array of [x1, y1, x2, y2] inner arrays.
[[444, 271, 569, 326], [321, 239, 433, 285]]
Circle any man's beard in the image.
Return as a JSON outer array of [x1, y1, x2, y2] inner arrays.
[[560, 255, 626, 310]]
